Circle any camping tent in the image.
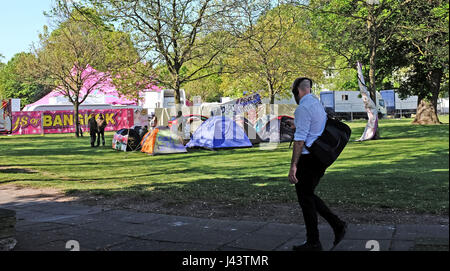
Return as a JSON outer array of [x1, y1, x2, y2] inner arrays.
[[186, 116, 253, 149], [233, 115, 262, 145], [169, 114, 209, 144], [112, 128, 142, 152], [258, 115, 295, 143], [141, 127, 187, 155]]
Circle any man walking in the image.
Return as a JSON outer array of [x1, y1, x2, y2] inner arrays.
[[288, 77, 347, 251], [88, 116, 98, 148], [96, 114, 107, 147]]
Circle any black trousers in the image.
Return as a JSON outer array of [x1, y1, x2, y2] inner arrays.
[[77, 126, 83, 137], [90, 132, 96, 147], [295, 154, 342, 243], [96, 130, 105, 146]]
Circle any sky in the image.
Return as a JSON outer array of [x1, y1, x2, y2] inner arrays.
[[0, 0, 54, 63]]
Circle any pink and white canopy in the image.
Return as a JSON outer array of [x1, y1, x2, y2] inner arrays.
[[23, 65, 161, 111]]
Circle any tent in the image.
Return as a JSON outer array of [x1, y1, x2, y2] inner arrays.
[[141, 126, 187, 155], [258, 115, 295, 143], [112, 128, 142, 152], [169, 115, 209, 144], [186, 116, 253, 149], [233, 115, 262, 145], [132, 125, 149, 139]]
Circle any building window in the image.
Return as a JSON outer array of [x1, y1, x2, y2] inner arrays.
[[342, 95, 348, 101]]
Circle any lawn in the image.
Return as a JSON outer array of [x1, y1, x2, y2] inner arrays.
[[0, 116, 448, 215]]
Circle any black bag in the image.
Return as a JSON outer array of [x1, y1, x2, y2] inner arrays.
[[305, 117, 352, 167]]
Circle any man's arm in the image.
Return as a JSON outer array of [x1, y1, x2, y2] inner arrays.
[[288, 140, 304, 184]]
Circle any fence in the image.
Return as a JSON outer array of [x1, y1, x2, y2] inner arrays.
[[153, 104, 297, 127]]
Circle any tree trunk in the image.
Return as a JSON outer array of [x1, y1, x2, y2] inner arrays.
[[413, 68, 443, 125], [173, 76, 186, 139], [369, 51, 380, 140], [269, 85, 275, 105], [356, 62, 380, 141], [266, 77, 275, 104], [429, 68, 442, 117], [367, 6, 378, 103], [74, 103, 80, 137], [368, 48, 377, 103], [412, 99, 441, 125], [174, 77, 182, 118]]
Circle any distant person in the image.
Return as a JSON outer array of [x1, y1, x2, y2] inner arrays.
[[88, 116, 98, 148], [288, 77, 347, 251], [96, 114, 107, 147]]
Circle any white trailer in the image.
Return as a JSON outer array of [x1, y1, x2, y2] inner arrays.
[[437, 98, 449, 114], [379, 90, 418, 118], [142, 89, 187, 115], [10, 99, 21, 112], [320, 91, 386, 120]]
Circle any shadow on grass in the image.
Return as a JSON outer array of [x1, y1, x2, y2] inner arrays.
[[0, 168, 37, 174], [58, 148, 449, 214], [1, 123, 448, 214], [66, 175, 294, 207], [351, 126, 449, 141]]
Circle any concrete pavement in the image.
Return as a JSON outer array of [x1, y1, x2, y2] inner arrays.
[[0, 189, 448, 251]]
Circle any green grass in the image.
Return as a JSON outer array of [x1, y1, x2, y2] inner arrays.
[[0, 116, 448, 214]]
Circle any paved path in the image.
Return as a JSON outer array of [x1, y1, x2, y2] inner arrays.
[[0, 189, 448, 251]]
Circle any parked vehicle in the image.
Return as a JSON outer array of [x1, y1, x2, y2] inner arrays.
[[437, 98, 449, 114], [379, 90, 418, 118], [320, 91, 387, 120], [142, 89, 187, 115]]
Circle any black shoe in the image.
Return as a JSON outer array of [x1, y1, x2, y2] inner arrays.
[[293, 241, 323, 251], [333, 221, 348, 246]]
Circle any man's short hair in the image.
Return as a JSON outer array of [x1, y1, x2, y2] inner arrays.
[[291, 77, 313, 96]]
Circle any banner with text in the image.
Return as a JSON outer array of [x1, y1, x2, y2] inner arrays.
[[11, 109, 134, 135], [210, 93, 262, 123], [11, 111, 43, 135]]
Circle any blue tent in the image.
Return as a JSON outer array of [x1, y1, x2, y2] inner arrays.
[[186, 116, 253, 149]]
